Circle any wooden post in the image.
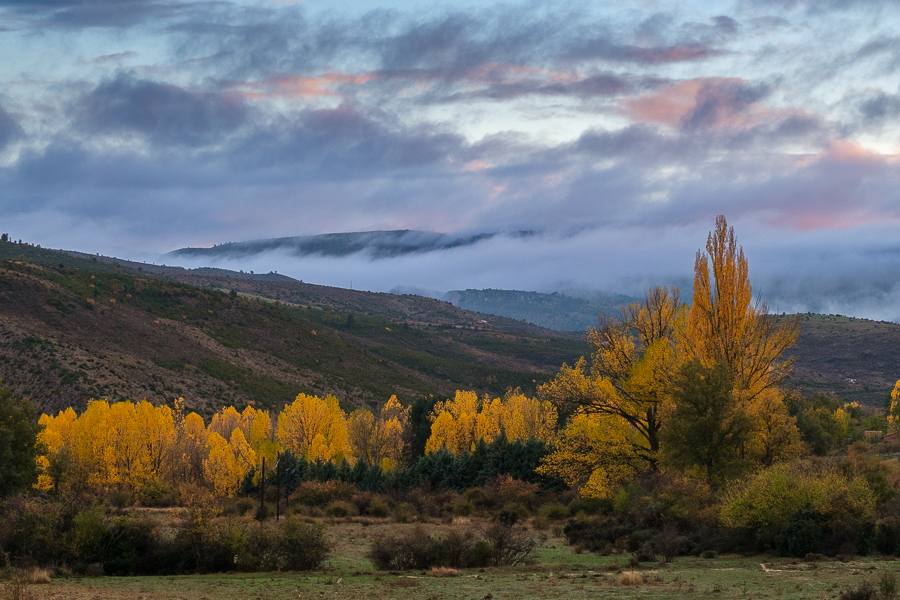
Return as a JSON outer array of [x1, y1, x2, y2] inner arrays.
[[276, 453, 281, 521]]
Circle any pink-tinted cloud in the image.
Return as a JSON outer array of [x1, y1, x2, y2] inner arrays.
[[236, 73, 377, 99], [621, 79, 705, 126], [619, 77, 804, 133]]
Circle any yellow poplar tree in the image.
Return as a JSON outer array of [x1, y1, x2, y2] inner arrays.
[[347, 396, 410, 469], [425, 391, 482, 455], [501, 393, 557, 443], [277, 393, 349, 462]]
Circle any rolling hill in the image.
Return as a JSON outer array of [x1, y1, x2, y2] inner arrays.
[[0, 240, 586, 417]]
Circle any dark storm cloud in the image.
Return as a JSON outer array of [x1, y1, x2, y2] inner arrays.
[[75, 73, 248, 146]]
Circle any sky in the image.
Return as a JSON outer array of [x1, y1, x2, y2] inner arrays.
[[2, 0, 900, 319]]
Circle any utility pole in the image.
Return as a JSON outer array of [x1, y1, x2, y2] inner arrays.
[[276, 452, 281, 521]]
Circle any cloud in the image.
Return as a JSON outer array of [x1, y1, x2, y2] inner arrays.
[[74, 73, 248, 146], [0, 0, 203, 29], [860, 91, 900, 123]]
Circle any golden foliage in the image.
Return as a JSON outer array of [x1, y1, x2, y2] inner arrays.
[[682, 215, 799, 401], [537, 411, 640, 498], [888, 380, 900, 433], [424, 390, 557, 455], [541, 216, 801, 495], [277, 393, 350, 463], [348, 395, 410, 470]]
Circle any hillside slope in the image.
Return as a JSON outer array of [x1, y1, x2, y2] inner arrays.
[[0, 242, 587, 417], [445, 289, 640, 331], [784, 313, 900, 405]]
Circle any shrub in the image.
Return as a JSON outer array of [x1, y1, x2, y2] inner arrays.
[[452, 500, 474, 517], [235, 497, 255, 516], [840, 580, 875, 600], [439, 529, 475, 568], [478, 520, 536, 566], [880, 571, 898, 600], [325, 500, 359, 518], [469, 540, 493, 567], [276, 518, 329, 570], [394, 503, 416, 523], [23, 569, 49, 585], [539, 502, 567, 520], [0, 573, 37, 600], [568, 497, 609, 517], [491, 476, 540, 511], [720, 461, 876, 551], [139, 479, 175, 507], [367, 498, 390, 518], [652, 523, 683, 563], [368, 526, 443, 570], [291, 481, 356, 507]]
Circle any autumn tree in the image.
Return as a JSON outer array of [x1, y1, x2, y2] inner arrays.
[[541, 216, 801, 496], [277, 393, 349, 463], [682, 215, 799, 399], [347, 395, 410, 470], [425, 391, 482, 455], [203, 428, 256, 497], [539, 286, 682, 490], [887, 380, 900, 433], [680, 215, 802, 466]]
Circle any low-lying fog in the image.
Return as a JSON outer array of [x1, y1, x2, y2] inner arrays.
[[162, 221, 900, 324]]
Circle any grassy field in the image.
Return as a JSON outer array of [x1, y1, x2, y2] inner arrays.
[[12, 520, 899, 600]]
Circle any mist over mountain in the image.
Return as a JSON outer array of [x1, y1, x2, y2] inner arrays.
[[170, 230, 535, 260], [166, 226, 900, 326]]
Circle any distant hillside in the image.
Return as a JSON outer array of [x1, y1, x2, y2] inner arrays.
[[785, 313, 900, 405], [0, 240, 586, 417], [168, 229, 535, 260], [446, 289, 640, 331]]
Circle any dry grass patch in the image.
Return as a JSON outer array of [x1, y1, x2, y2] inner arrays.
[[24, 569, 50, 585], [431, 567, 458, 577], [619, 571, 643, 586]]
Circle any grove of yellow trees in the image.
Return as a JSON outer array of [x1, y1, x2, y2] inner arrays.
[[424, 390, 557, 455], [35, 394, 411, 499]]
